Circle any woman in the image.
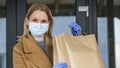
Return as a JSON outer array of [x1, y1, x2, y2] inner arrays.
[[13, 3, 57, 68]]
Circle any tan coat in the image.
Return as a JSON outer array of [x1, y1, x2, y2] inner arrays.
[[13, 32, 53, 68]]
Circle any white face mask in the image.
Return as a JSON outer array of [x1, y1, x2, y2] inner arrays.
[[28, 21, 49, 37]]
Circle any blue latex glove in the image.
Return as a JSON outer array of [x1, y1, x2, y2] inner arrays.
[[52, 63, 67, 68], [69, 22, 82, 36]]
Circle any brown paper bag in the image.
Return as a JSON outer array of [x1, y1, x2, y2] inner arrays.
[[53, 33, 104, 68]]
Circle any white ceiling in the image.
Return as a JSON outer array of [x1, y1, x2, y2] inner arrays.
[[0, 0, 120, 7]]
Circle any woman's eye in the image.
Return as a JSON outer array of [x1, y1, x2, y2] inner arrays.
[[32, 19, 38, 22], [41, 20, 48, 23]]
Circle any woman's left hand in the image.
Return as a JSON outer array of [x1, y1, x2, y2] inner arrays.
[[69, 22, 82, 36]]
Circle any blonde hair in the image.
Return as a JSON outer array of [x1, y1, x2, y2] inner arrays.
[[18, 3, 53, 40]]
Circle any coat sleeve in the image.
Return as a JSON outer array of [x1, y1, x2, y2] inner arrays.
[[13, 45, 26, 68]]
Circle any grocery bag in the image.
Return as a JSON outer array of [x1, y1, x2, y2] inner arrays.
[[53, 33, 104, 68]]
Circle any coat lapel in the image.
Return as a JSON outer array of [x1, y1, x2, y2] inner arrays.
[[22, 33, 52, 68]]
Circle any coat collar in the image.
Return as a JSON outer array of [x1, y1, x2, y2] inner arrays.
[[22, 32, 36, 54], [22, 32, 52, 68], [22, 32, 50, 54]]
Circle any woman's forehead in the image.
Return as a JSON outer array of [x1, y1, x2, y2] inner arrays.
[[30, 10, 48, 20]]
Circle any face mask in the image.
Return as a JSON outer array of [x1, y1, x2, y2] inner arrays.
[[28, 22, 49, 37]]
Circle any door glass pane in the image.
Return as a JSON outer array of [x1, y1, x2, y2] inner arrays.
[[97, 0, 109, 67], [97, 17, 109, 68], [52, 16, 75, 36], [114, 0, 120, 67], [0, 0, 6, 68], [114, 17, 120, 68], [27, 0, 75, 16]]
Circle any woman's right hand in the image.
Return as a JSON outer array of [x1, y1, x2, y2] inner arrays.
[[52, 62, 67, 68]]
